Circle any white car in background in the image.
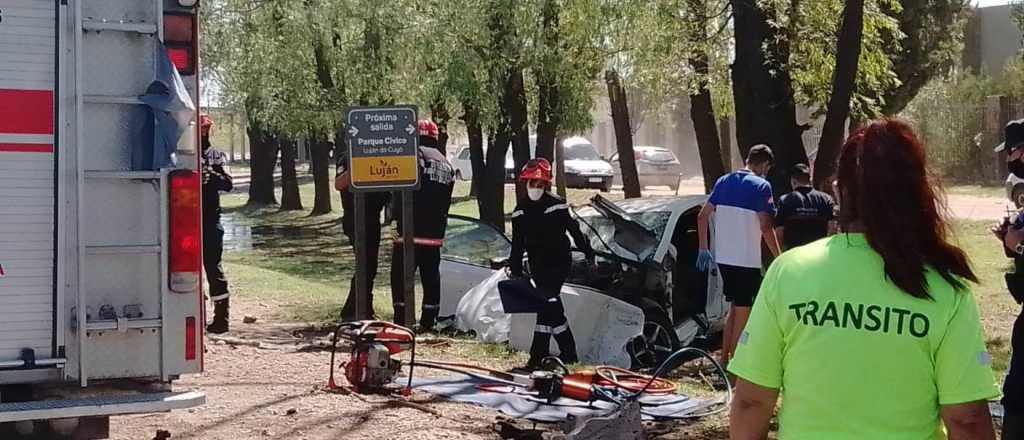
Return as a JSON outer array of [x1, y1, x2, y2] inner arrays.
[[610, 146, 684, 192], [437, 195, 726, 368]]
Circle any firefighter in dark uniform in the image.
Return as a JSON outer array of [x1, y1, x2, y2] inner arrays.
[[336, 141, 390, 320], [200, 114, 233, 334], [390, 120, 455, 331], [993, 119, 1024, 439], [509, 158, 595, 367]]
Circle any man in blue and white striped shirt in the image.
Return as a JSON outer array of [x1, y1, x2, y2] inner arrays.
[[696, 144, 781, 367]]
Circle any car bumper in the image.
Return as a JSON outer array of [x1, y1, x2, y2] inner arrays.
[[565, 174, 613, 188]]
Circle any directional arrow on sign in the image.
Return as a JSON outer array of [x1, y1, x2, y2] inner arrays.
[[348, 126, 360, 137], [406, 124, 416, 135]]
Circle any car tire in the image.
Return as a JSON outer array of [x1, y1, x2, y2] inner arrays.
[[1013, 184, 1024, 209], [600, 181, 612, 193], [627, 306, 680, 369]]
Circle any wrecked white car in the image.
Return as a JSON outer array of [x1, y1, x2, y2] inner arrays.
[[438, 195, 726, 368]]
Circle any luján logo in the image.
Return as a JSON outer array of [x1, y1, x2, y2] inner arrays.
[[370, 159, 401, 179]]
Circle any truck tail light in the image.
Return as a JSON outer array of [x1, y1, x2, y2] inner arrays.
[[170, 170, 201, 293], [163, 12, 197, 75], [185, 317, 197, 360]]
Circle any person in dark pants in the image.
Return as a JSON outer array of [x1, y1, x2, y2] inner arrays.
[[509, 158, 595, 368], [335, 146, 390, 321], [200, 114, 233, 334], [993, 119, 1024, 439], [774, 163, 835, 251], [390, 120, 455, 331]]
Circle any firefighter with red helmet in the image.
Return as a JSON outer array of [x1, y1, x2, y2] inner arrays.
[[509, 158, 594, 367], [199, 114, 233, 333], [390, 119, 455, 331]]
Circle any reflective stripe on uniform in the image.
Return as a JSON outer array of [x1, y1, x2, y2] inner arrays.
[[511, 210, 524, 218], [393, 302, 406, 307], [547, 297, 559, 303], [210, 293, 230, 301], [423, 304, 440, 310], [544, 204, 569, 214], [535, 323, 569, 335]]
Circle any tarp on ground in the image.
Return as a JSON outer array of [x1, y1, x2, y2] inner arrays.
[[411, 376, 720, 422]]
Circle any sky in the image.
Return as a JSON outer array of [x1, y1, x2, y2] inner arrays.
[[978, 0, 1011, 6]]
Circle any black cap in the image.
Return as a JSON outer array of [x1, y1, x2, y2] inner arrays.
[[747, 144, 775, 164], [791, 163, 811, 179], [995, 119, 1024, 152]]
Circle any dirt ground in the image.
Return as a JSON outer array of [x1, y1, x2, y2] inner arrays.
[[109, 298, 731, 440]]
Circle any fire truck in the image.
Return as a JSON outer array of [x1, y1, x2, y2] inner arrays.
[[0, 0, 206, 437]]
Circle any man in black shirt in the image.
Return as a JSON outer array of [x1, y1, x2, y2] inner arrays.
[[774, 164, 835, 251]]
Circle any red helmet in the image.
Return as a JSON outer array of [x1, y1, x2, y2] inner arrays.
[[519, 158, 553, 183], [199, 113, 214, 136], [418, 119, 439, 140]]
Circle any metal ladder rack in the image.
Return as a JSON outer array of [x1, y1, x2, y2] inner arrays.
[[72, 0, 167, 387]]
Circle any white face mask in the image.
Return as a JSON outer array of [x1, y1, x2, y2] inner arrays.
[[527, 187, 544, 201]]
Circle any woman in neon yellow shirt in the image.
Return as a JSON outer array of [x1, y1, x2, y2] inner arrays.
[[729, 119, 1000, 440]]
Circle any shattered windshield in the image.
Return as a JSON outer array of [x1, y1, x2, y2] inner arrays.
[[575, 210, 672, 256]]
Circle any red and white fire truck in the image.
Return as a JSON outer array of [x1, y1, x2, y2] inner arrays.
[[0, 0, 205, 437]]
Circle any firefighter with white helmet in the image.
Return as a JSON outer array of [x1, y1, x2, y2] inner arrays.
[[200, 114, 233, 333], [508, 158, 595, 368], [390, 119, 455, 331]]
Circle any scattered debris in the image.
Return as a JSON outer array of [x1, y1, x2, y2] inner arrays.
[[153, 430, 172, 440], [243, 315, 258, 324], [286, 408, 298, 416]]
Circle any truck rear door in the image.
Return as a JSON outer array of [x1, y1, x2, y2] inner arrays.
[[0, 0, 59, 365]]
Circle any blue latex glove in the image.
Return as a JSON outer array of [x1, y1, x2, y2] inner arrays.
[[696, 250, 714, 272]]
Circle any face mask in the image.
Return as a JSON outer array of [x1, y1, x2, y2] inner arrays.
[[1011, 158, 1024, 179], [527, 187, 544, 201]]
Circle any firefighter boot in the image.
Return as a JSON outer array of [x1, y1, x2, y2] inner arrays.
[[525, 331, 552, 370], [554, 328, 579, 365], [207, 299, 230, 334]]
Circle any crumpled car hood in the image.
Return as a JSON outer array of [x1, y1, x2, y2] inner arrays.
[[587, 194, 661, 263]]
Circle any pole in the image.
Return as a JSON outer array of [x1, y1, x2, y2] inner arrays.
[[353, 192, 368, 320], [401, 191, 416, 327]]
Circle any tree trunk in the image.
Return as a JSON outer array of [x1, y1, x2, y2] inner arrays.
[[606, 69, 641, 199], [506, 68, 531, 201], [814, 0, 864, 190], [534, 0, 561, 162], [463, 104, 485, 198], [479, 127, 510, 232], [431, 100, 451, 154], [555, 134, 567, 197], [279, 136, 302, 211], [719, 117, 733, 170], [688, 0, 725, 194], [731, 0, 807, 195], [309, 132, 333, 214], [246, 116, 279, 207]]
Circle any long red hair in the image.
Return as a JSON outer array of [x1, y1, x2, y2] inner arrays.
[[836, 118, 977, 298]]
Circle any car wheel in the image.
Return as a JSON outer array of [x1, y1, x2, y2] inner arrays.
[[600, 181, 612, 193], [1014, 184, 1024, 209], [627, 306, 680, 369]]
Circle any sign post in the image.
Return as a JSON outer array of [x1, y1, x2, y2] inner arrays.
[[345, 107, 420, 322]]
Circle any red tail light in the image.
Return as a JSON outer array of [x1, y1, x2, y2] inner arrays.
[[163, 12, 197, 75], [185, 317, 197, 360], [170, 170, 201, 293]]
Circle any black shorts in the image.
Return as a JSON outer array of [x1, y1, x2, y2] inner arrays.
[[718, 264, 763, 307]]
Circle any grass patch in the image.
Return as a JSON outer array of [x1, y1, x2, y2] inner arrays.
[[946, 184, 1005, 200]]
